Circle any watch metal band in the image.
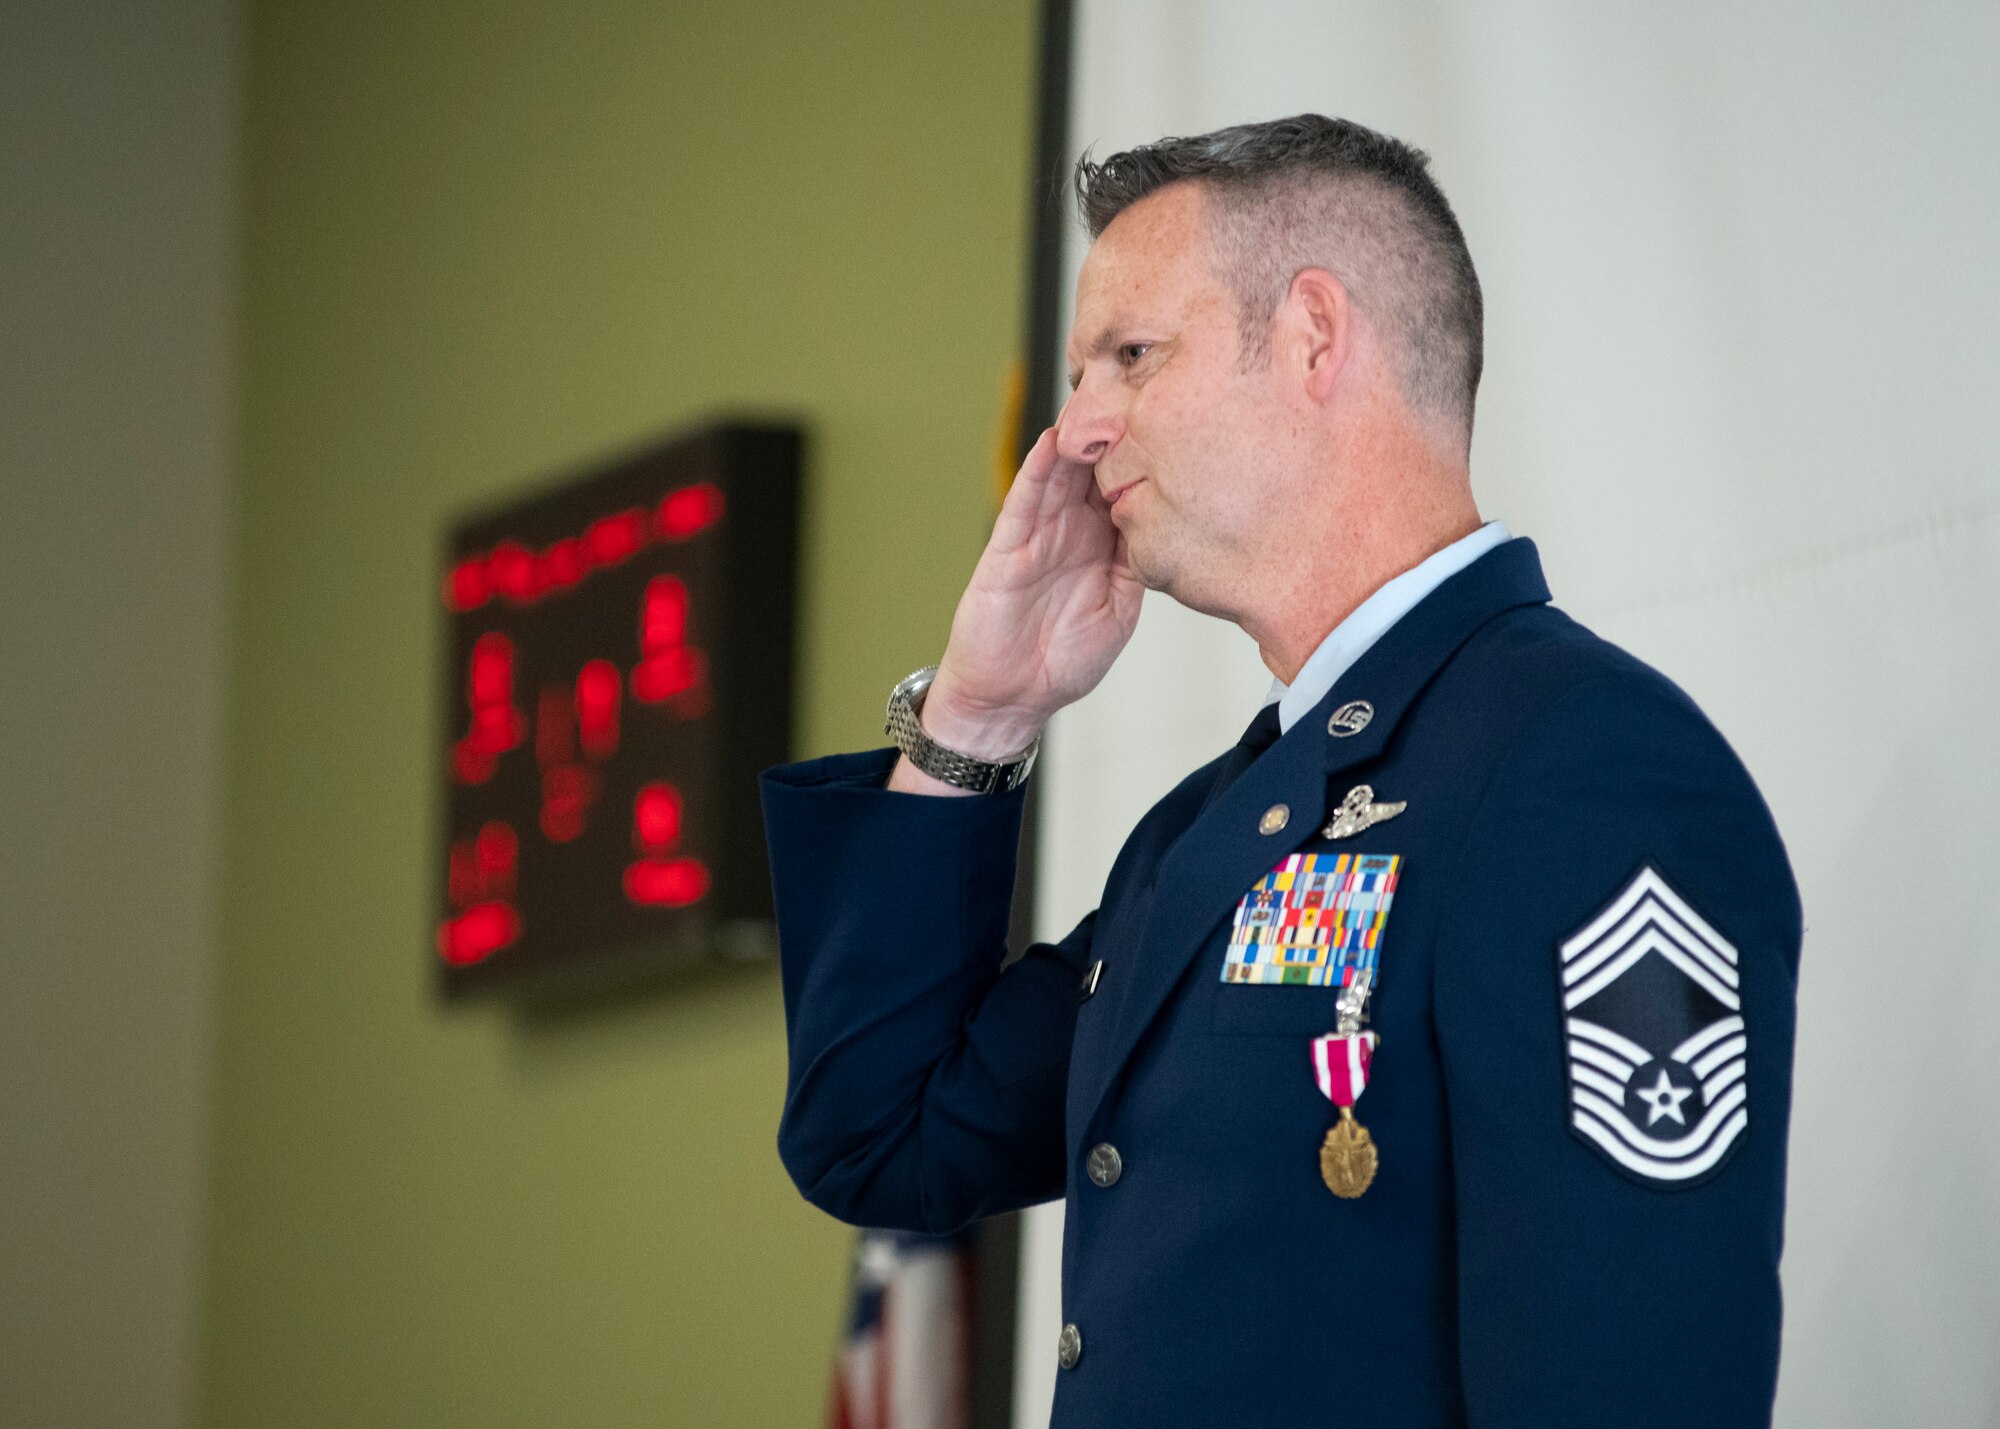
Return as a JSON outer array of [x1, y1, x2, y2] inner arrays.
[[884, 665, 1039, 794]]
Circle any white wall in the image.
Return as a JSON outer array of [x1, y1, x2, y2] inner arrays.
[[1020, 4, 2000, 1425], [0, 2, 236, 1424]]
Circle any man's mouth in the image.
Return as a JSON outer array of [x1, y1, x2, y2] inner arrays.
[[1103, 477, 1145, 509]]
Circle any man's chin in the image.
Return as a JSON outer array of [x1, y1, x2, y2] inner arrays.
[[1131, 542, 1238, 621], [1121, 531, 1170, 594], [1124, 536, 1196, 607]]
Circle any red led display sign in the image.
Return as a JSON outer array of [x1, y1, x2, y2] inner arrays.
[[436, 423, 800, 998]]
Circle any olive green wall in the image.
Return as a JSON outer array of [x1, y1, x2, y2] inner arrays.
[[208, 3, 1036, 1424], [3, 4, 233, 1425]]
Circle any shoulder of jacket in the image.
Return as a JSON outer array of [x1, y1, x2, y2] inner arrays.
[[1450, 602, 1713, 736]]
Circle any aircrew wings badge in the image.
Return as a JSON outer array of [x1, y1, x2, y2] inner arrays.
[[1558, 865, 1749, 1189]]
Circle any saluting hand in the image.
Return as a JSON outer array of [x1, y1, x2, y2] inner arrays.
[[892, 426, 1144, 790]]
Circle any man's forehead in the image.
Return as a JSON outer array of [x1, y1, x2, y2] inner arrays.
[[1065, 190, 1215, 366], [1077, 189, 1206, 291], [1100, 178, 1208, 249]]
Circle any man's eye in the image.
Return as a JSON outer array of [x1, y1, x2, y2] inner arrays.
[[1118, 342, 1151, 365]]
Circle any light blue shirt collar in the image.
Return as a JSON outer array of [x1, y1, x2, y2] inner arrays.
[[1262, 521, 1512, 734]]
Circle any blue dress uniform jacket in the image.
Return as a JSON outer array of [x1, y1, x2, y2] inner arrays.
[[760, 538, 1800, 1428]]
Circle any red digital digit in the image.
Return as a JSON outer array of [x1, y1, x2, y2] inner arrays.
[[631, 576, 708, 706], [439, 821, 523, 964], [444, 556, 490, 612], [641, 575, 687, 646], [468, 634, 525, 749], [658, 482, 726, 540], [622, 856, 709, 907], [437, 901, 522, 965], [488, 540, 542, 603], [538, 535, 588, 592], [623, 781, 707, 907], [454, 632, 527, 784], [576, 659, 621, 760], [633, 781, 682, 851], [633, 648, 704, 703], [585, 508, 648, 567]]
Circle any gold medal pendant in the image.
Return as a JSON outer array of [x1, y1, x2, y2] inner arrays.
[[1319, 1105, 1378, 1199]]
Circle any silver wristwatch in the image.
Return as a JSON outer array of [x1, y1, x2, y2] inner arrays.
[[884, 665, 1040, 794]]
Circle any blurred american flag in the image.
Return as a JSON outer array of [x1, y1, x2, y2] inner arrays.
[[824, 1229, 973, 1429]]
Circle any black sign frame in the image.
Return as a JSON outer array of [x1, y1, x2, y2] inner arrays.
[[435, 421, 801, 1001]]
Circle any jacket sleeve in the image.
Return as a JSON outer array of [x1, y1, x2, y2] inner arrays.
[[1434, 675, 1802, 1429], [759, 748, 1089, 1234]]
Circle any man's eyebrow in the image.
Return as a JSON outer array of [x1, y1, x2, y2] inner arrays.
[[1064, 319, 1133, 390]]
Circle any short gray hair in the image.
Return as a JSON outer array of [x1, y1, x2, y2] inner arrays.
[[1075, 113, 1483, 442]]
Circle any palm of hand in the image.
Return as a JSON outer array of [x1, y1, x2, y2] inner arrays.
[[938, 431, 1146, 723]]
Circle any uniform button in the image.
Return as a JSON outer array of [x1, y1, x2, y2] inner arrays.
[[1259, 803, 1290, 835], [1057, 1321, 1083, 1369], [1086, 1143, 1123, 1187]]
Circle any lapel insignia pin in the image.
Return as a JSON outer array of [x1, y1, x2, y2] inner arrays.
[[1321, 784, 1406, 840], [1326, 700, 1374, 737]]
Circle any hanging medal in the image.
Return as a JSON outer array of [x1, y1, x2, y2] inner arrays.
[[1314, 987, 1380, 1198], [1305, 852, 1401, 1199]]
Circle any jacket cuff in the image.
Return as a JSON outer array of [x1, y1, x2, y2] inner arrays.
[[758, 745, 1031, 1071], [758, 748, 1030, 880]]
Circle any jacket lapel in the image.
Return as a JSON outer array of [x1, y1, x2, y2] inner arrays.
[[1074, 538, 1554, 1133]]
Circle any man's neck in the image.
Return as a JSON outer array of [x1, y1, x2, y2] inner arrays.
[[1250, 501, 1484, 684]]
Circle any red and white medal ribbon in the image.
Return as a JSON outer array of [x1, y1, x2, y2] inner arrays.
[[1311, 1030, 1378, 1108]]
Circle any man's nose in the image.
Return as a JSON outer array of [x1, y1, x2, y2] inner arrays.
[[1055, 387, 1121, 465]]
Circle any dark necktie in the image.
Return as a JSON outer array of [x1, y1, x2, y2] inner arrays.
[[1201, 701, 1284, 812]]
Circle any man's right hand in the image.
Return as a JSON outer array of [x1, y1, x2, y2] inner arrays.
[[889, 425, 1145, 795]]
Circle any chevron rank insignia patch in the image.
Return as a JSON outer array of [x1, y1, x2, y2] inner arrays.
[[1558, 865, 1749, 1189]]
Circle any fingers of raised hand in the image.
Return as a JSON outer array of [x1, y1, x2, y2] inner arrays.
[[995, 428, 1104, 547], [989, 431, 1051, 546]]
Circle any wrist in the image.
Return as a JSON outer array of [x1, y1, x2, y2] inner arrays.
[[886, 752, 980, 797], [883, 665, 1041, 795], [919, 678, 1046, 763]]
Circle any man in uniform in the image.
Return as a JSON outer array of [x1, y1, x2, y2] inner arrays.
[[759, 114, 1799, 1427]]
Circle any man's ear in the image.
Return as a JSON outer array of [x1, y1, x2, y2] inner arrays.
[[1285, 267, 1353, 403]]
